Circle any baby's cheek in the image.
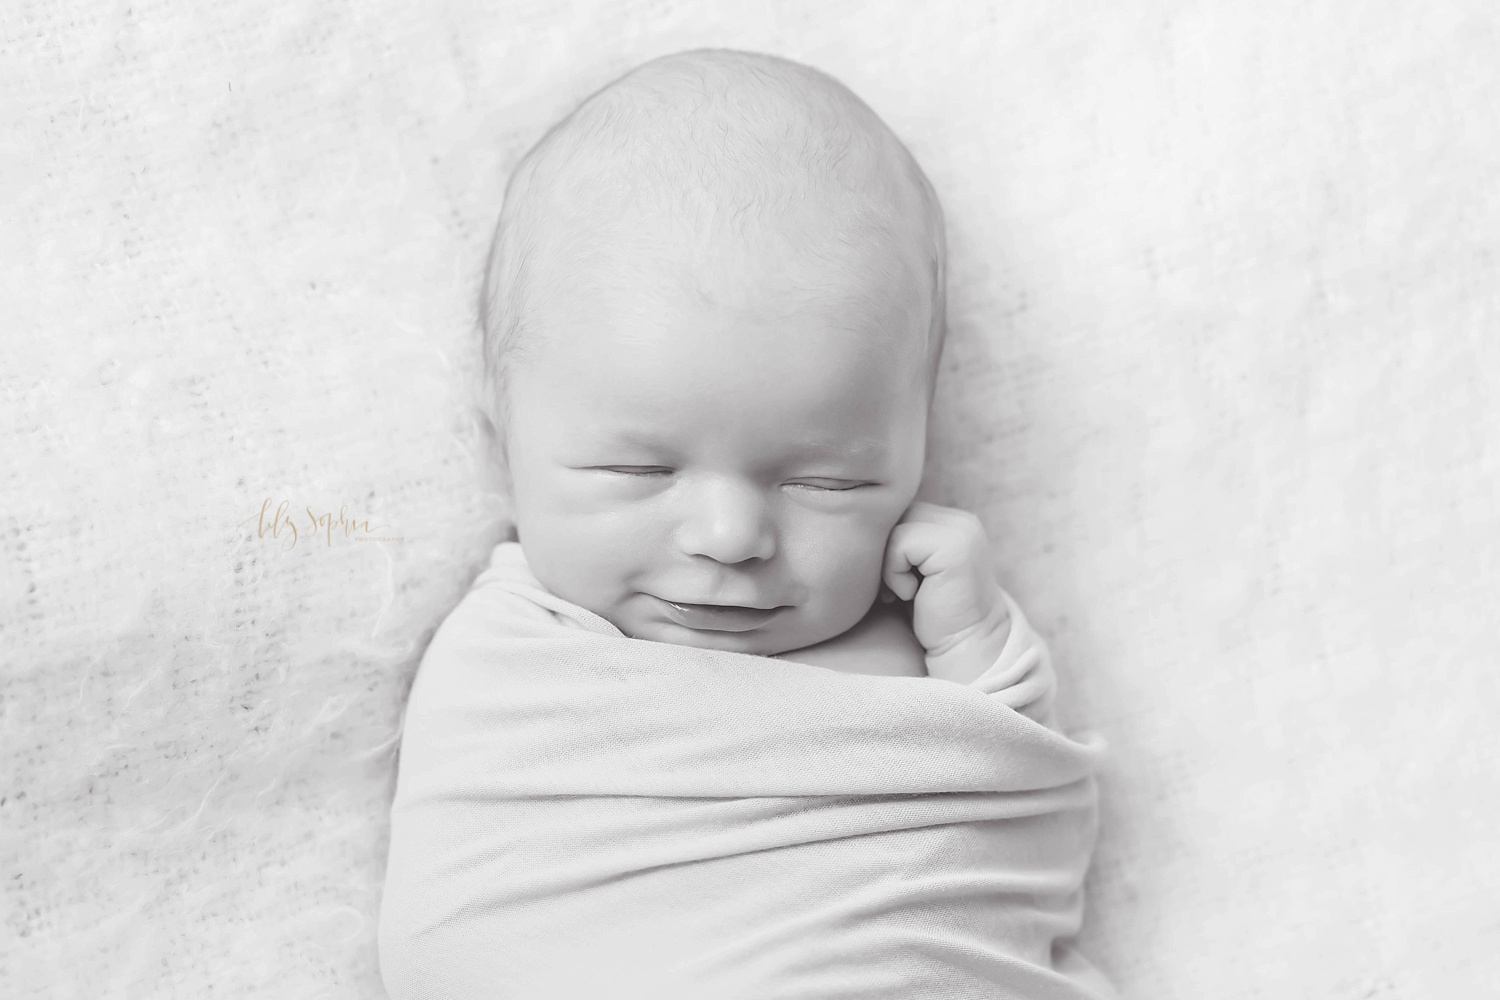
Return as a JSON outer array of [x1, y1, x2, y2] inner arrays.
[[791, 518, 886, 616], [519, 506, 648, 611]]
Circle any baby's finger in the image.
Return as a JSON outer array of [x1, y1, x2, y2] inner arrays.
[[894, 506, 989, 559], [880, 527, 922, 601], [882, 520, 960, 600], [895, 500, 958, 528], [882, 564, 920, 602], [885, 518, 970, 584], [905, 501, 987, 535]]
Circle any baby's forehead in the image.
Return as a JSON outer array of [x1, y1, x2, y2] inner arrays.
[[520, 188, 934, 388], [524, 314, 924, 464], [535, 223, 923, 350], [521, 263, 931, 417]]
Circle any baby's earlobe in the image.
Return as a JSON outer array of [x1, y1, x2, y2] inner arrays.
[[470, 405, 511, 466], [472, 405, 498, 442]]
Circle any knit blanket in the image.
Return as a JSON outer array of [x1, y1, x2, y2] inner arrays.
[[378, 542, 1114, 998]]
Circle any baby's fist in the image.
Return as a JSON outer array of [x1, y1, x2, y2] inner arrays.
[[881, 502, 1011, 685]]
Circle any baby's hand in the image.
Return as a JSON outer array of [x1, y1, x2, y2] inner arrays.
[[882, 501, 1011, 685]]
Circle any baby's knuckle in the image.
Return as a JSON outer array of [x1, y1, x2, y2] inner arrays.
[[904, 503, 942, 525], [889, 521, 921, 545]]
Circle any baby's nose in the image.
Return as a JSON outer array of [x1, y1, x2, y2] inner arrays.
[[675, 477, 777, 565]]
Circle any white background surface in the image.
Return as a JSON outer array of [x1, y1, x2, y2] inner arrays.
[[4, 1, 1498, 996]]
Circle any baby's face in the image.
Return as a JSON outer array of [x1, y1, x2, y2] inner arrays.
[[502, 231, 931, 656]]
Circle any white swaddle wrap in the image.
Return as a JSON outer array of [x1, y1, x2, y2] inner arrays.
[[378, 542, 1114, 998]]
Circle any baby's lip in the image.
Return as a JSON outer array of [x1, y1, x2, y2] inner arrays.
[[654, 598, 788, 633]]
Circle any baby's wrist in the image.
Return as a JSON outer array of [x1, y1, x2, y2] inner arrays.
[[923, 606, 1012, 685]]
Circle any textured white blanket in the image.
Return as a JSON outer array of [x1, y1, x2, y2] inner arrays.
[[379, 543, 1114, 998]]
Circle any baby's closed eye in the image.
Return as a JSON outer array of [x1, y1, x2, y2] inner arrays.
[[590, 466, 875, 492], [785, 478, 872, 492], [593, 466, 672, 476]]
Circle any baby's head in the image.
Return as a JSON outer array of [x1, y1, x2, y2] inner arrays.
[[480, 48, 947, 656]]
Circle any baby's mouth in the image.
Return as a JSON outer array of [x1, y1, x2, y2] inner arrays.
[[654, 599, 787, 633]]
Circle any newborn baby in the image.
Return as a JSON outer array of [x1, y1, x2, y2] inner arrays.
[[380, 48, 1112, 999], [485, 49, 1009, 687]]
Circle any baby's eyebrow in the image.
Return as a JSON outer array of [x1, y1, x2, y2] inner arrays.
[[599, 429, 676, 451], [786, 438, 889, 463], [594, 430, 888, 466]]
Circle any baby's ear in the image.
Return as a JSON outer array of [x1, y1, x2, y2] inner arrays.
[[469, 405, 513, 493], [469, 405, 504, 462], [473, 404, 497, 448], [471, 407, 519, 543]]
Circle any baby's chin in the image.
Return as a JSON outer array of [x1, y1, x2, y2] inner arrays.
[[615, 615, 837, 658]]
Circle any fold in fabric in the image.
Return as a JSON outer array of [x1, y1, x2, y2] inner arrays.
[[379, 542, 1115, 999]]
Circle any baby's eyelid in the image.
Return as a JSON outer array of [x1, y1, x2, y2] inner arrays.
[[596, 465, 673, 476], [588, 467, 870, 489], [786, 478, 869, 491]]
